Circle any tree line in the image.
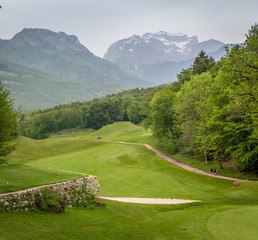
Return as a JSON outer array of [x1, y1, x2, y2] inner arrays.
[[19, 87, 161, 139]]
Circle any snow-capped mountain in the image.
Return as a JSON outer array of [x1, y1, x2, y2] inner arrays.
[[142, 31, 199, 57], [103, 31, 227, 84], [104, 31, 225, 66]]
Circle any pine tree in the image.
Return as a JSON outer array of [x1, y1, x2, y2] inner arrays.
[[192, 50, 215, 75], [0, 81, 19, 161]]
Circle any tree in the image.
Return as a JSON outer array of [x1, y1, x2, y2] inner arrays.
[[0, 81, 19, 160], [177, 67, 193, 85], [176, 51, 215, 87], [149, 88, 178, 153], [220, 23, 258, 171], [127, 101, 141, 124], [224, 24, 257, 118], [192, 50, 215, 75], [176, 72, 214, 159]]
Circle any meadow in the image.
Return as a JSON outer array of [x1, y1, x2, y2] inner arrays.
[[0, 122, 258, 239]]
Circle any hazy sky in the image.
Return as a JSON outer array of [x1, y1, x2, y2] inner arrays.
[[0, 0, 257, 57]]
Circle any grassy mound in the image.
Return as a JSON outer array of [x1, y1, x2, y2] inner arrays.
[[89, 121, 153, 143], [7, 136, 103, 165]]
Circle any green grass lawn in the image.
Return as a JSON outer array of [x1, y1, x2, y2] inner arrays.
[[0, 122, 258, 239], [207, 206, 258, 240], [0, 164, 82, 194], [1, 203, 257, 239], [88, 121, 156, 144], [91, 122, 258, 181], [0, 203, 229, 240], [24, 141, 258, 204]]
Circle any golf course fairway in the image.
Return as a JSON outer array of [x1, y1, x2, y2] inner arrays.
[[0, 122, 257, 239]]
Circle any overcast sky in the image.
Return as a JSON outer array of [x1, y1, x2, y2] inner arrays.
[[0, 0, 257, 57]]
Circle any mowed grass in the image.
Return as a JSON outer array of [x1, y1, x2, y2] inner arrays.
[[0, 204, 221, 240], [88, 121, 155, 144], [25, 141, 258, 204], [0, 203, 246, 240], [207, 206, 258, 240], [0, 164, 82, 194], [0, 122, 258, 239], [91, 122, 258, 180], [7, 136, 101, 165]]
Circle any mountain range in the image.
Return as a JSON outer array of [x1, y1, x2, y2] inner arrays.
[[104, 31, 230, 84], [0, 29, 231, 110], [0, 28, 152, 110]]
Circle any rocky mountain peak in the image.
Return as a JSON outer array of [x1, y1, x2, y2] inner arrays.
[[104, 31, 224, 65], [10, 28, 89, 52], [142, 31, 197, 44]]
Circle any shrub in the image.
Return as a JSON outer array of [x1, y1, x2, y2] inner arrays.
[[71, 186, 104, 209], [158, 136, 178, 154], [35, 187, 66, 213]]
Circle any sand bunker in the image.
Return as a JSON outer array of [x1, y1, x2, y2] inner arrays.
[[98, 197, 201, 204]]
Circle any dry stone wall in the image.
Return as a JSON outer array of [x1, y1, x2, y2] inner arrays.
[[0, 176, 100, 212]]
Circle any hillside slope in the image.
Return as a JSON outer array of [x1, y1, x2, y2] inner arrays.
[[0, 29, 153, 110], [0, 62, 97, 110], [0, 28, 151, 88]]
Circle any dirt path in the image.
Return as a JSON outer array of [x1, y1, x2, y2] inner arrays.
[[104, 140, 257, 182]]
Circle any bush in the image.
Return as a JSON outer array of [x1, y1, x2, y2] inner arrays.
[[35, 187, 66, 213], [71, 186, 102, 209], [158, 136, 178, 154]]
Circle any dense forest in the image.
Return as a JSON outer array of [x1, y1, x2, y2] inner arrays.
[[16, 24, 258, 172], [19, 86, 162, 139]]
